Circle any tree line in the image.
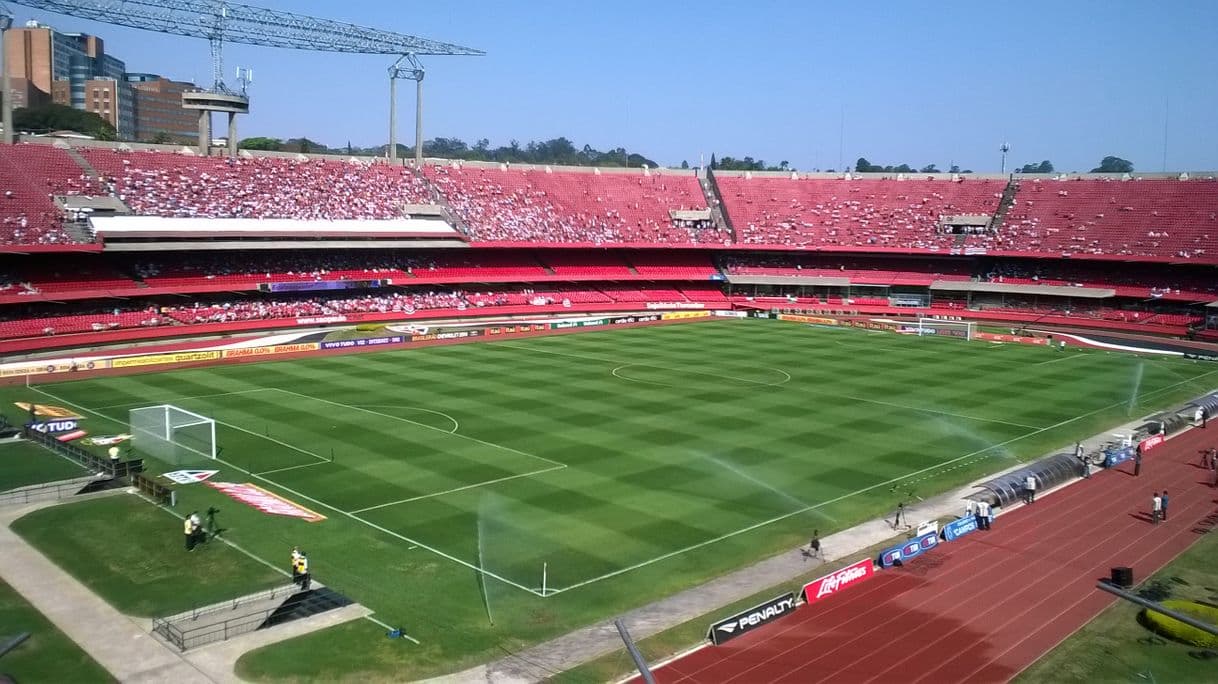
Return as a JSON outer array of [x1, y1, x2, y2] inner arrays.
[[238, 135, 658, 168], [2, 104, 1143, 175]]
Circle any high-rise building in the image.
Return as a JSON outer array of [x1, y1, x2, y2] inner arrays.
[[125, 73, 198, 142], [3, 21, 134, 139]]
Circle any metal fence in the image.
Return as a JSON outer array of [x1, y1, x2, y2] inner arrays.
[[21, 427, 144, 479], [152, 584, 303, 651], [0, 477, 93, 506]]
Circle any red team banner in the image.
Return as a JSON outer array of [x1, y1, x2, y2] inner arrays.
[[1138, 432, 1165, 453], [801, 558, 875, 605]]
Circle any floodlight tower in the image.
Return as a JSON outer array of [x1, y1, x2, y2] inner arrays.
[[389, 53, 424, 165], [0, 8, 12, 145], [1000, 142, 1011, 175]]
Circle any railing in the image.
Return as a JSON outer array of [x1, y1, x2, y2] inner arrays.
[[152, 584, 345, 651], [0, 478, 93, 506], [21, 427, 144, 479]]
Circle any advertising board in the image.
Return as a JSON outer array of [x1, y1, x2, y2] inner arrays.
[[801, 558, 875, 606], [942, 514, 980, 542], [707, 592, 797, 645], [878, 531, 940, 568], [111, 351, 221, 369]]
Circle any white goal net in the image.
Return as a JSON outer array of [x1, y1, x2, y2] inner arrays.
[[129, 405, 217, 465], [915, 318, 975, 341]]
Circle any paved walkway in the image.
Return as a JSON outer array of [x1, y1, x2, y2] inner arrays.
[[431, 416, 1162, 683], [0, 492, 216, 683], [0, 490, 371, 684]]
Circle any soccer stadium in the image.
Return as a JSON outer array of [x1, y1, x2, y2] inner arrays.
[[1, 2, 1217, 683]]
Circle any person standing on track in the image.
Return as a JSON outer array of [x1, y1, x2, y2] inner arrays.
[[892, 502, 906, 529], [1161, 490, 1170, 522], [1133, 449, 1143, 477], [808, 530, 822, 560], [1151, 492, 1162, 524]]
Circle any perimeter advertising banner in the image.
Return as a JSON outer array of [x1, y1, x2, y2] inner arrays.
[[319, 336, 405, 350], [707, 592, 797, 645], [777, 314, 839, 326], [111, 351, 221, 369], [222, 343, 320, 359], [801, 558, 875, 606], [661, 311, 711, 321]]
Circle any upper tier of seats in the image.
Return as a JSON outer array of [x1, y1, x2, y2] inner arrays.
[[424, 164, 721, 244], [717, 175, 1007, 249], [1002, 178, 1218, 260], [0, 145, 96, 246], [81, 149, 434, 220], [0, 142, 1216, 262]]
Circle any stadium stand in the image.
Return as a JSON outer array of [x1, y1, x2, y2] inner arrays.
[[424, 163, 722, 245], [1002, 178, 1218, 259], [80, 149, 434, 219], [716, 175, 1006, 249]]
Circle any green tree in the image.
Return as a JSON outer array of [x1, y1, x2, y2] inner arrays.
[[1017, 160, 1054, 174], [680, 160, 690, 169], [920, 164, 941, 173], [238, 136, 283, 151], [13, 104, 116, 140], [855, 157, 874, 172], [150, 131, 173, 145], [1090, 156, 1133, 173]]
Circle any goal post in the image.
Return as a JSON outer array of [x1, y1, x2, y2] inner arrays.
[[915, 318, 975, 341], [129, 405, 217, 465]]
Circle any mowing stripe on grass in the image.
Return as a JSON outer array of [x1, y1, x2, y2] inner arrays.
[[496, 342, 793, 387], [545, 370, 1218, 594], [834, 394, 1045, 430], [93, 387, 275, 410], [267, 388, 568, 470], [26, 384, 549, 598]]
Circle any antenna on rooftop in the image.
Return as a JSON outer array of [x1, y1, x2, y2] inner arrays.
[[999, 142, 1011, 175]]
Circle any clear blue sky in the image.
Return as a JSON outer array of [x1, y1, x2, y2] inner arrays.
[[15, 0, 1218, 172]]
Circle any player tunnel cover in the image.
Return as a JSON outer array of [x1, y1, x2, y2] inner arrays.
[[707, 592, 797, 645]]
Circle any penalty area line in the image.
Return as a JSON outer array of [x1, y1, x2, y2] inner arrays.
[[350, 464, 568, 513]]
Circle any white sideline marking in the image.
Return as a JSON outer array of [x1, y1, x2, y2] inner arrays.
[[256, 460, 329, 476], [1034, 353, 1090, 366], [350, 464, 568, 513], [498, 342, 792, 387], [93, 387, 274, 410], [834, 394, 1044, 429], [362, 614, 421, 644], [544, 370, 1218, 595], [269, 388, 566, 470], [352, 405, 460, 434], [26, 385, 548, 598]]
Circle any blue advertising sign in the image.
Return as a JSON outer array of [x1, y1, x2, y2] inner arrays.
[[942, 514, 980, 542], [1103, 446, 1134, 469], [28, 419, 80, 434], [878, 531, 939, 568]]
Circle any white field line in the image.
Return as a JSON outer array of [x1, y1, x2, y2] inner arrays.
[[256, 460, 330, 476], [93, 387, 275, 410], [545, 370, 1218, 595], [362, 614, 420, 645], [496, 342, 792, 387], [352, 405, 460, 434], [834, 394, 1044, 430], [268, 388, 567, 470], [27, 385, 546, 598], [1033, 353, 1091, 366], [350, 464, 568, 514]]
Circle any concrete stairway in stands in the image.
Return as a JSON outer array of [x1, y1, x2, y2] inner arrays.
[[700, 169, 735, 239], [989, 179, 1020, 232], [412, 166, 472, 237]]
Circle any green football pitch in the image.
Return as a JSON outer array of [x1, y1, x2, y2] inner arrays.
[[11, 319, 1218, 673]]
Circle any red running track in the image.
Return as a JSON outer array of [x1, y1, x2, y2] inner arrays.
[[651, 426, 1218, 684]]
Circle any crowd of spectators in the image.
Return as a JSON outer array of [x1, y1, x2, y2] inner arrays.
[[80, 150, 434, 220], [425, 165, 724, 245], [717, 176, 1006, 250]]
